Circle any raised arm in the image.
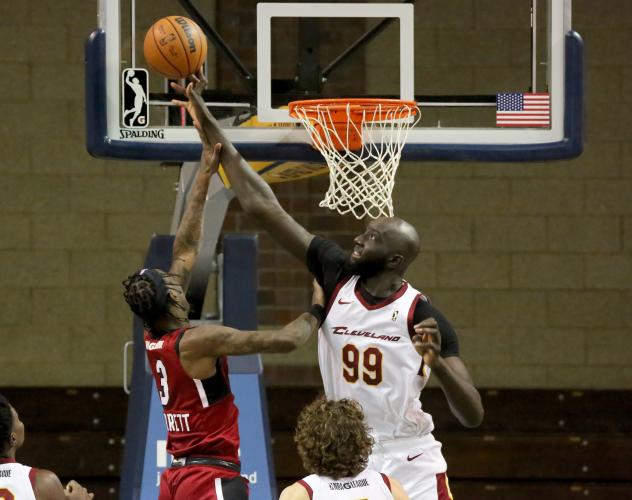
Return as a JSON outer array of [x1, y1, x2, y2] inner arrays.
[[171, 75, 314, 263], [168, 142, 221, 289]]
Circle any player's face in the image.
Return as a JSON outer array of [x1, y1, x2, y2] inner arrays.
[[10, 406, 25, 450], [349, 220, 390, 274]]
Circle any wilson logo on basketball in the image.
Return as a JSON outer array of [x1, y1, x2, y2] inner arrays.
[[175, 17, 197, 53]]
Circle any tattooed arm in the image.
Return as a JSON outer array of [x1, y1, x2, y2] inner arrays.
[[179, 280, 325, 379], [169, 143, 222, 290]]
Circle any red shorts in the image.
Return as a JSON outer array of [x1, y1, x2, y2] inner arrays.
[[159, 465, 249, 500]]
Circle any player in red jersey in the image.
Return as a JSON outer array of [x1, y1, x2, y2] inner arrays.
[[123, 143, 325, 500]]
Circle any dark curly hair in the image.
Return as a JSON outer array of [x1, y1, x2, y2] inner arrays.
[[123, 269, 178, 335], [0, 394, 13, 455], [294, 397, 374, 480], [123, 274, 160, 318]]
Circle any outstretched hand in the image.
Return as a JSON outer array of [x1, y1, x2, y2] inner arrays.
[[412, 317, 441, 369], [202, 143, 222, 175], [170, 69, 207, 97], [171, 70, 210, 143]]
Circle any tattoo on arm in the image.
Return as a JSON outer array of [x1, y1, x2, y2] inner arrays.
[[170, 157, 213, 285], [182, 313, 319, 359]]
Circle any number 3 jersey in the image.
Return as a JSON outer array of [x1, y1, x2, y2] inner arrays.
[[319, 275, 435, 441], [144, 328, 240, 462]]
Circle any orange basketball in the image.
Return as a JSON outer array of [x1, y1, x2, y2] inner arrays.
[[143, 16, 207, 79]]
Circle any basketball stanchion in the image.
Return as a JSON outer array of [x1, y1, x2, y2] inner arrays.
[[289, 98, 421, 219]]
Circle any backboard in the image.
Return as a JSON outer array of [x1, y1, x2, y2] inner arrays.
[[85, 0, 583, 163]]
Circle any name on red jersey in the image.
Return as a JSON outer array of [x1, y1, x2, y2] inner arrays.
[[331, 326, 400, 343], [164, 412, 191, 432], [145, 340, 165, 350]]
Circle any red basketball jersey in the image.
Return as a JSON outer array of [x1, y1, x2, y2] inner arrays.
[[144, 328, 240, 462]]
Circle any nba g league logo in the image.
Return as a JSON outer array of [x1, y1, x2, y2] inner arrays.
[[122, 68, 149, 128]]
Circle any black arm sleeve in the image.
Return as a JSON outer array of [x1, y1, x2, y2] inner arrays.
[[306, 236, 349, 299], [413, 300, 460, 358]]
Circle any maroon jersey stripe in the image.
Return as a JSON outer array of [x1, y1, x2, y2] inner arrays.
[[407, 293, 423, 339], [380, 472, 391, 491], [297, 479, 313, 499], [28, 467, 37, 489], [436, 472, 453, 500]]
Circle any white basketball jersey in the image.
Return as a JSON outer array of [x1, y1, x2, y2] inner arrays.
[[0, 459, 37, 500], [319, 276, 434, 441], [299, 468, 393, 499]]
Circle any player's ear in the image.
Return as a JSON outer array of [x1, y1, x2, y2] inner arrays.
[[387, 254, 404, 269]]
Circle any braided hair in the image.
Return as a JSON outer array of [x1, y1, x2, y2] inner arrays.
[[123, 269, 170, 335], [0, 394, 13, 455]]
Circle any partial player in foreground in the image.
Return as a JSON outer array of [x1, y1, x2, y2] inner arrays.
[[0, 394, 94, 500], [123, 142, 325, 499], [280, 397, 409, 500], [173, 72, 484, 499]]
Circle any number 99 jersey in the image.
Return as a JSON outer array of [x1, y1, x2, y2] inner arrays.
[[318, 276, 434, 441]]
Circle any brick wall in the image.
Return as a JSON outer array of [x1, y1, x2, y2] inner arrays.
[[0, 0, 630, 388], [0, 0, 181, 386]]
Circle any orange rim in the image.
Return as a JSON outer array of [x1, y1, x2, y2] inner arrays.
[[288, 98, 419, 123], [289, 98, 420, 151]]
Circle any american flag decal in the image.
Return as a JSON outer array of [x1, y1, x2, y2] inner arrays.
[[496, 93, 550, 127]]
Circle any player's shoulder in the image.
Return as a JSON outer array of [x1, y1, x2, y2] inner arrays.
[[279, 480, 312, 500], [310, 235, 346, 258], [34, 468, 66, 499]]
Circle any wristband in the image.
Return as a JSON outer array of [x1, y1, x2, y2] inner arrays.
[[309, 304, 325, 326]]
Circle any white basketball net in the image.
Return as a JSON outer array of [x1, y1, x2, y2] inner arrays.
[[292, 101, 420, 219]]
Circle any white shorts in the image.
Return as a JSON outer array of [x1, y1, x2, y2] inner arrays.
[[368, 434, 454, 499]]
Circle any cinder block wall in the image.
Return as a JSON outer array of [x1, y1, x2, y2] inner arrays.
[[0, 0, 630, 388]]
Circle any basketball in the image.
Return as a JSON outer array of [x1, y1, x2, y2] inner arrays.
[[143, 16, 208, 79]]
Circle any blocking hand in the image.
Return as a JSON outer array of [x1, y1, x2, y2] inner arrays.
[[202, 143, 222, 175], [412, 317, 441, 369], [170, 70, 210, 142]]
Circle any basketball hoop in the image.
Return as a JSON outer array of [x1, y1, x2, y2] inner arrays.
[[289, 98, 421, 219]]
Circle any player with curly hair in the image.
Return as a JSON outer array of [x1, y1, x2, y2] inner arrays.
[[280, 397, 408, 499], [123, 142, 326, 500]]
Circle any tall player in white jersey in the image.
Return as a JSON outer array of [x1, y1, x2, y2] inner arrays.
[[280, 397, 408, 500], [0, 394, 93, 500], [172, 74, 485, 499]]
